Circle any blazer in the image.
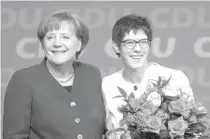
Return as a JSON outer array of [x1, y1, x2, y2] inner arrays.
[[3, 59, 106, 139]]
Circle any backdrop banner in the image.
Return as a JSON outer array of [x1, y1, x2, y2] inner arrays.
[[1, 1, 210, 117]]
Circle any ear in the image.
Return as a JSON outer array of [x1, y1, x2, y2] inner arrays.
[[76, 40, 82, 52], [112, 41, 120, 55]]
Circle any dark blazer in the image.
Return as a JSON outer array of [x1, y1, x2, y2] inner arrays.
[[3, 59, 106, 139]]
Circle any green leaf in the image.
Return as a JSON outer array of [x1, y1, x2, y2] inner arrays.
[[196, 113, 208, 119], [113, 95, 124, 99], [120, 134, 127, 139], [118, 106, 130, 113], [113, 128, 126, 132], [120, 135, 124, 139], [108, 110, 115, 118], [105, 128, 125, 138], [119, 119, 126, 127], [157, 76, 161, 86], [123, 99, 129, 103], [187, 123, 207, 134], [199, 135, 210, 139], [128, 92, 135, 99], [110, 128, 126, 135], [151, 82, 157, 88], [160, 74, 172, 88], [117, 86, 128, 99]]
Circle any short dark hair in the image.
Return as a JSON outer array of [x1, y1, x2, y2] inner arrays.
[[37, 10, 89, 59], [112, 14, 153, 56]]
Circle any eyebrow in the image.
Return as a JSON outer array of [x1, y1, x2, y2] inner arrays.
[[122, 38, 148, 41], [60, 33, 70, 35], [45, 32, 71, 36], [45, 33, 54, 36]]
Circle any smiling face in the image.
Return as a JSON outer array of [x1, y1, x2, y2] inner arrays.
[[42, 21, 81, 66], [116, 30, 150, 70]]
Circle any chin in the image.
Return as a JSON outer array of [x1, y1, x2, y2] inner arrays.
[[49, 59, 68, 66], [48, 55, 74, 65], [52, 61, 65, 66], [130, 65, 143, 70], [131, 61, 150, 71]]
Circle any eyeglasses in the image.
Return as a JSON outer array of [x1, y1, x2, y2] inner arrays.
[[121, 39, 150, 49]]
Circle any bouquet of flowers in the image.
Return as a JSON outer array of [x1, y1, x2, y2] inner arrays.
[[112, 76, 210, 139]]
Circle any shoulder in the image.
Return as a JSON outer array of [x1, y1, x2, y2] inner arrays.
[[74, 61, 100, 72], [74, 61, 101, 81], [150, 62, 190, 86], [10, 64, 41, 83], [102, 69, 124, 97], [6, 64, 41, 95], [102, 69, 123, 86]]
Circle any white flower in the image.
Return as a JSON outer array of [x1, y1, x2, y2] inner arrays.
[[180, 86, 194, 101], [162, 87, 180, 98], [147, 91, 161, 107]]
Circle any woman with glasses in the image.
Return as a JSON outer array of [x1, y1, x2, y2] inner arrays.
[[102, 14, 195, 139]]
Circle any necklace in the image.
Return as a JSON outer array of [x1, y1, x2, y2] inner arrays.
[[56, 73, 74, 83], [46, 61, 75, 83]]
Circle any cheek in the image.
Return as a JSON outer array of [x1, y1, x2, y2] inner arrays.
[[42, 41, 53, 51], [74, 40, 81, 51], [43, 47, 52, 56], [120, 52, 130, 62], [120, 49, 130, 57], [141, 50, 149, 59], [143, 48, 149, 54], [42, 47, 49, 54], [144, 52, 149, 58], [66, 41, 80, 51]]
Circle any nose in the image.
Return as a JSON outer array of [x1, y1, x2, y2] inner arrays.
[[54, 37, 61, 48], [133, 43, 142, 52]]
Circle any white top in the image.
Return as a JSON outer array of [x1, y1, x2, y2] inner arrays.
[[102, 62, 194, 138]]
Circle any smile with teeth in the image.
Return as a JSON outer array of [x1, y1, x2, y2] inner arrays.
[[130, 55, 143, 59], [52, 51, 66, 54]]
